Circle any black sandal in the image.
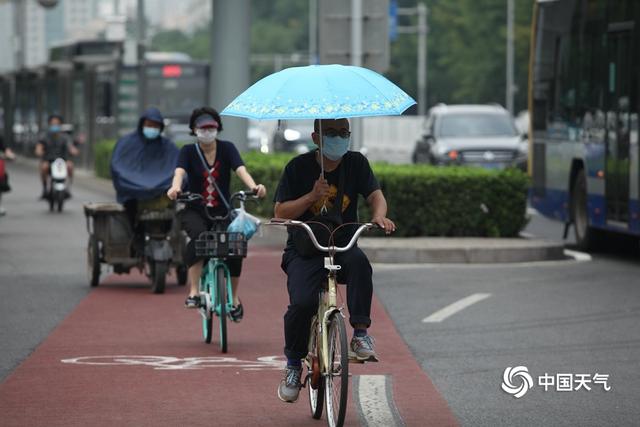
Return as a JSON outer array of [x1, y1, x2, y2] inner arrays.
[[229, 300, 243, 322], [184, 295, 201, 308]]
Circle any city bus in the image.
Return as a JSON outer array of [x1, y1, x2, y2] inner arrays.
[[0, 40, 209, 167], [529, 0, 639, 249]]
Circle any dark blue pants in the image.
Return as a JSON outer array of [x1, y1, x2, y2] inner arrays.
[[281, 246, 373, 360]]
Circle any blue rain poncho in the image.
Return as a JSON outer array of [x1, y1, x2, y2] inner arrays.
[[110, 108, 180, 204]]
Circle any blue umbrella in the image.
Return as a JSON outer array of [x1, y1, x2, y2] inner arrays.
[[221, 64, 415, 120]]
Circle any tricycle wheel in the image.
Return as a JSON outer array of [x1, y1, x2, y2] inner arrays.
[[176, 265, 188, 286], [150, 261, 167, 294], [87, 235, 101, 287]]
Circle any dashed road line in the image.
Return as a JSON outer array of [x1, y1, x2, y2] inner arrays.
[[422, 293, 492, 323], [353, 375, 404, 427]]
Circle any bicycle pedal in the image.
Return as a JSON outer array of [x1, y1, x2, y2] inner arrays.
[[348, 351, 379, 363]]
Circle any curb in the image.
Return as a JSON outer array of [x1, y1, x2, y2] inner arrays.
[[358, 237, 566, 264]]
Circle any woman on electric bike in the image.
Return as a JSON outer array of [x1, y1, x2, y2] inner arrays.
[[167, 107, 266, 321]]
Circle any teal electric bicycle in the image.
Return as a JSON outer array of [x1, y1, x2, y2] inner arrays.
[[178, 190, 257, 353]]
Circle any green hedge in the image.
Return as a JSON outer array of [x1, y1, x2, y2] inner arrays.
[[94, 141, 529, 237], [94, 139, 116, 179]]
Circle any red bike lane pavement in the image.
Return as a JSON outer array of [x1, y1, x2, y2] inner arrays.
[[0, 247, 457, 426]]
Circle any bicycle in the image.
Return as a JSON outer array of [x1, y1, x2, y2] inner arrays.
[[267, 219, 377, 427], [178, 190, 257, 353]]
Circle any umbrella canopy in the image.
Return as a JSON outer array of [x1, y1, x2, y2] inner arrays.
[[221, 64, 416, 120]]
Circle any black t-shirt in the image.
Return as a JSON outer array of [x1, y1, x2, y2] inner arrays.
[[177, 141, 244, 212], [274, 150, 380, 242], [39, 132, 71, 161]]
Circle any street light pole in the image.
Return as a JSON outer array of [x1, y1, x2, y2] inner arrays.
[[211, 0, 250, 151], [12, 0, 25, 70], [417, 3, 427, 116], [350, 0, 363, 151], [506, 0, 515, 114], [397, 5, 428, 116], [309, 0, 317, 64], [137, 0, 146, 114]]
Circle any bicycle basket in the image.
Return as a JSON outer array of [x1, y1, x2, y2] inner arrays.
[[195, 231, 247, 258]]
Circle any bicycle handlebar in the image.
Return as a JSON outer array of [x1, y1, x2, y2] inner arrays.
[[177, 190, 258, 221], [266, 219, 378, 253]]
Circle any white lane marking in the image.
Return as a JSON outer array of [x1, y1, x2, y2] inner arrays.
[[60, 355, 286, 371], [354, 375, 404, 427], [563, 249, 592, 262], [422, 293, 492, 323]]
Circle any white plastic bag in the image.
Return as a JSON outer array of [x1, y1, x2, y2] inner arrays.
[[227, 207, 261, 240]]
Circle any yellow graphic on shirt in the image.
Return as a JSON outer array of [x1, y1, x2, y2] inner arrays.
[[310, 184, 351, 215]]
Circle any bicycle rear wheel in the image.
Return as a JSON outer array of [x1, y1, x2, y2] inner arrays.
[[325, 313, 349, 427], [216, 266, 228, 353], [307, 316, 324, 419], [203, 315, 212, 343]]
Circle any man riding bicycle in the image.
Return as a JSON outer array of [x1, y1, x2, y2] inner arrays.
[[273, 118, 395, 403]]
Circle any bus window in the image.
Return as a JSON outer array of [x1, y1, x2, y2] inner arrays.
[[532, 0, 579, 138]]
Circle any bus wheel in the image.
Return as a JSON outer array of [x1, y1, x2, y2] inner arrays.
[[572, 169, 597, 251]]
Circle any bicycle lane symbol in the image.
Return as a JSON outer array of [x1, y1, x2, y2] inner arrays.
[[60, 355, 286, 371]]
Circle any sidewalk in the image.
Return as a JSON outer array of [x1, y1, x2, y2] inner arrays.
[[13, 156, 566, 264]]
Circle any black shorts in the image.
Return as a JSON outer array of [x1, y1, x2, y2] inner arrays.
[[179, 206, 242, 277]]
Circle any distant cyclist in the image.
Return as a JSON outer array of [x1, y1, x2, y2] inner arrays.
[[35, 114, 78, 199], [167, 107, 267, 319], [273, 117, 395, 403]]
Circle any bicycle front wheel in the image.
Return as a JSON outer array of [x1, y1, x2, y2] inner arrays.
[[307, 316, 324, 419], [201, 278, 212, 344], [325, 313, 349, 427], [216, 266, 228, 353]]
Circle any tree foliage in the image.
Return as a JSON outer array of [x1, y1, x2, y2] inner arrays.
[[150, 0, 533, 113]]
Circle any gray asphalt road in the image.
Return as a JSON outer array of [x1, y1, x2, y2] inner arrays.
[[0, 161, 113, 381], [373, 214, 640, 426]]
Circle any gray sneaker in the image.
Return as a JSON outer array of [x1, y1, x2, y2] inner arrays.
[[277, 365, 303, 403], [349, 335, 379, 362]]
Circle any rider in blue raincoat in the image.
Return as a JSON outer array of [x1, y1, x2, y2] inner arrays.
[[110, 108, 180, 247]]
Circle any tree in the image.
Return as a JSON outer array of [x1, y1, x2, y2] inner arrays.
[[149, 0, 534, 114], [422, 0, 533, 112]]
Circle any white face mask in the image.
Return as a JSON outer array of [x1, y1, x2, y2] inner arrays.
[[196, 128, 218, 144]]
